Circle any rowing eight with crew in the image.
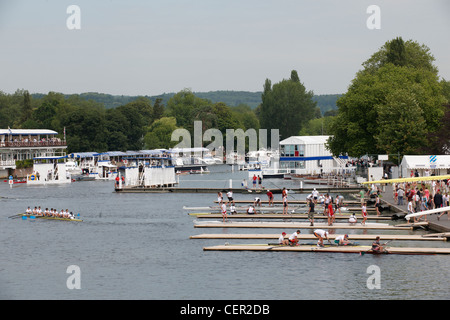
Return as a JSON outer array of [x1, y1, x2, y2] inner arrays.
[[25, 206, 77, 219]]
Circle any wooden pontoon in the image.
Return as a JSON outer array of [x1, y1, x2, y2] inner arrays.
[[193, 221, 423, 230], [189, 213, 392, 220]]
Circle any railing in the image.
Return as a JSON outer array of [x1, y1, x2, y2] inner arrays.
[[0, 140, 67, 148], [0, 160, 16, 166]]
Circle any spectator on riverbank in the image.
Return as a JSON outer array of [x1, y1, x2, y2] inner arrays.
[[397, 187, 404, 205]]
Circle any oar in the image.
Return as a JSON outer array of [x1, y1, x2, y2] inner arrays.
[[8, 213, 25, 219], [360, 240, 393, 256]]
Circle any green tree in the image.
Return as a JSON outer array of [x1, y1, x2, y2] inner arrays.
[[375, 88, 427, 155], [259, 70, 316, 140], [167, 89, 210, 131], [152, 98, 165, 120], [61, 106, 108, 153], [144, 117, 179, 149], [299, 116, 335, 136], [386, 37, 406, 67], [327, 38, 446, 157], [20, 90, 32, 124]]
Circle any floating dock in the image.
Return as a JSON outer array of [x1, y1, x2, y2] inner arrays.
[[190, 213, 392, 220], [193, 221, 425, 230], [190, 233, 449, 241], [202, 244, 450, 255], [214, 199, 365, 205], [115, 187, 364, 194]]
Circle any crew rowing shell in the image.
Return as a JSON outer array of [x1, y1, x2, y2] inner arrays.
[[19, 214, 83, 222], [203, 244, 450, 255], [190, 233, 449, 241]]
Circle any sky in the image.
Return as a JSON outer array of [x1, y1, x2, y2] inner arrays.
[[0, 0, 449, 96]]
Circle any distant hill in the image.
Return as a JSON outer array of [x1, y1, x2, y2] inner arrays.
[[31, 91, 341, 114], [312, 94, 342, 114]]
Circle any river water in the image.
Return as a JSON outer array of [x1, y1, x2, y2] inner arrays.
[[0, 165, 449, 300]]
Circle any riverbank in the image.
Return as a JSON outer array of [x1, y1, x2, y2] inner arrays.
[[379, 184, 450, 233]]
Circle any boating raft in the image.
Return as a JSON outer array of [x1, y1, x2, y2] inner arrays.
[[183, 205, 306, 212], [189, 213, 392, 220], [193, 220, 415, 230], [203, 244, 450, 255]]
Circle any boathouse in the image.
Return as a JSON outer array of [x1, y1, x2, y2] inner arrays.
[[0, 129, 67, 178], [279, 135, 350, 175]]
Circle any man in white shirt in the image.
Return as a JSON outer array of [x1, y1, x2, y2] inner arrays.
[[288, 230, 301, 246], [221, 203, 227, 223], [226, 190, 234, 205], [314, 229, 330, 247]]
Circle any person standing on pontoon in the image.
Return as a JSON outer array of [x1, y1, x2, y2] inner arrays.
[[226, 190, 234, 206], [361, 202, 368, 225], [221, 202, 228, 223], [307, 198, 315, 226], [282, 193, 288, 215], [266, 190, 274, 206]]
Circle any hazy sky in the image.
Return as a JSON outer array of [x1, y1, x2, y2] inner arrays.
[[1, 0, 449, 96]]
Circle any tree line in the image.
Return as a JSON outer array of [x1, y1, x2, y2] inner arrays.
[[0, 71, 321, 154], [1, 37, 449, 158]]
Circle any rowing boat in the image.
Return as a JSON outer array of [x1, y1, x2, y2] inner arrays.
[[20, 214, 83, 222], [203, 244, 450, 255], [361, 175, 450, 185], [405, 206, 450, 220], [189, 233, 448, 241]]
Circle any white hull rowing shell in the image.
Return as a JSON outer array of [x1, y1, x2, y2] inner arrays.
[[190, 233, 448, 241], [203, 245, 450, 255], [405, 206, 450, 219]]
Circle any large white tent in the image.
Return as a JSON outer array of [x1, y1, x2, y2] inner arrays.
[[400, 155, 450, 177]]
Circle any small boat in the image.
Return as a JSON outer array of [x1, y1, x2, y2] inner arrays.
[[3, 179, 27, 184], [19, 214, 83, 222]]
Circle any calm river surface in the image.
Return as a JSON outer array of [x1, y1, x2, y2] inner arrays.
[[1, 165, 449, 300]]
